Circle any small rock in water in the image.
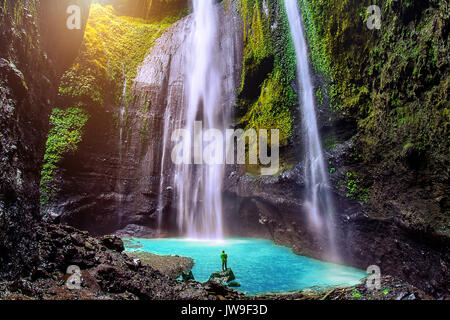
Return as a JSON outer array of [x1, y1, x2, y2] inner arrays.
[[404, 293, 416, 300], [228, 281, 241, 288], [396, 291, 408, 300], [208, 269, 236, 285]]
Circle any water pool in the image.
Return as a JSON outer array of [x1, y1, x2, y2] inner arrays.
[[124, 238, 367, 295]]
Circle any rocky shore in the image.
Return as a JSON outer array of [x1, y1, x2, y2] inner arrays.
[[0, 221, 242, 300], [252, 276, 438, 301], [0, 220, 441, 301]]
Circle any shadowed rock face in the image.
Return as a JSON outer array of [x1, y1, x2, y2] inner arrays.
[[54, 2, 243, 236], [39, 0, 92, 75], [0, 0, 90, 280]]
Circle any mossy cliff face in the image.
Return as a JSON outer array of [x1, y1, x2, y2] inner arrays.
[[40, 4, 183, 209], [236, 0, 298, 170], [0, 0, 90, 280], [299, 0, 449, 237], [46, 1, 243, 235]]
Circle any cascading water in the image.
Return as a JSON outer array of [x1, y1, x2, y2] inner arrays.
[[157, 106, 172, 230], [174, 0, 224, 240], [116, 74, 128, 226], [284, 0, 338, 260]]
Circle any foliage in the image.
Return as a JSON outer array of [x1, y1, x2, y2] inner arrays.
[[59, 3, 185, 108], [298, 0, 449, 173], [238, 0, 297, 147], [344, 171, 369, 203], [40, 108, 89, 208], [241, 71, 293, 144]]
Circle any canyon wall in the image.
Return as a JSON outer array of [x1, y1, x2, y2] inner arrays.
[[0, 0, 91, 279]]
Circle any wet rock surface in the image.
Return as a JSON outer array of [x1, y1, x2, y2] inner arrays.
[[251, 276, 436, 301], [0, 222, 241, 300], [125, 251, 194, 280], [208, 269, 236, 285]]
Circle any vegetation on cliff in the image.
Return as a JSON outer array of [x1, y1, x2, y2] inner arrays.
[[299, 0, 448, 233], [40, 108, 89, 208], [40, 3, 186, 208], [59, 3, 186, 108], [237, 0, 297, 147]]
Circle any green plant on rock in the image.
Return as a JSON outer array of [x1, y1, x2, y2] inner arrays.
[[241, 70, 294, 146], [238, 0, 297, 150], [40, 108, 89, 209], [59, 3, 185, 109], [344, 171, 369, 203]]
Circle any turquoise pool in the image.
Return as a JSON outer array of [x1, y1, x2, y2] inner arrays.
[[124, 238, 367, 295]]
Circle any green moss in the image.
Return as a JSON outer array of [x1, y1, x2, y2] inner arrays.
[[241, 71, 293, 145], [238, 0, 297, 147], [299, 0, 448, 176], [59, 4, 185, 108], [40, 108, 89, 208], [323, 136, 338, 151], [344, 171, 369, 203]]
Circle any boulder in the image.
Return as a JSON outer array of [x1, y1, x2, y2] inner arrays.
[[100, 235, 125, 252], [208, 269, 236, 285]]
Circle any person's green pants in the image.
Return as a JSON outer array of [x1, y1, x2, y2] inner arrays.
[[222, 261, 227, 271]]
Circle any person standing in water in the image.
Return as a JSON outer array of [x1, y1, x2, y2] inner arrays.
[[220, 250, 228, 271]]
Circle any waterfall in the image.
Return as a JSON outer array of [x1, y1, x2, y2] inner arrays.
[[157, 106, 172, 231], [284, 0, 338, 260], [117, 75, 128, 227], [174, 0, 224, 240]]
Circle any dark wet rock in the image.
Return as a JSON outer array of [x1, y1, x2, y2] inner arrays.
[[396, 291, 408, 300], [113, 224, 158, 238], [0, 0, 89, 282], [125, 251, 194, 280], [100, 235, 125, 252], [228, 281, 241, 288], [250, 276, 430, 301], [182, 270, 195, 282], [208, 269, 236, 285], [0, 59, 28, 98]]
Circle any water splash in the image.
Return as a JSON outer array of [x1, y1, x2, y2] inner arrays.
[[284, 0, 338, 261], [174, 0, 224, 240]]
